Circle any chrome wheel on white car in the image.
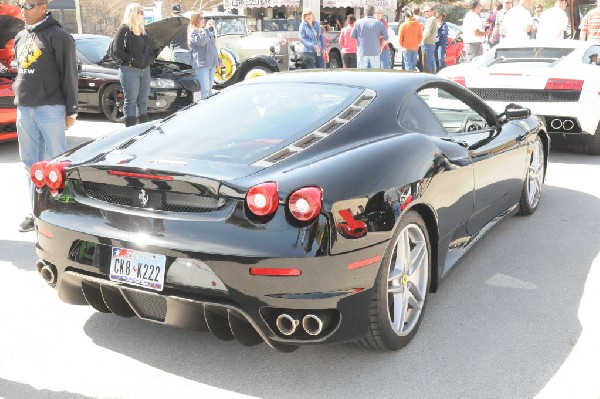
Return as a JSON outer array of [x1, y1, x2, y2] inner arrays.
[[519, 136, 545, 215]]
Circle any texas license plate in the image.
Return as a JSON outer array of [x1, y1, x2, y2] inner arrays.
[[109, 247, 166, 291]]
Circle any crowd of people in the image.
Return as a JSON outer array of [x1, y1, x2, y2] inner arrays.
[[315, 0, 600, 72]]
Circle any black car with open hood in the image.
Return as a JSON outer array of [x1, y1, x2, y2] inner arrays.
[[77, 16, 200, 122]]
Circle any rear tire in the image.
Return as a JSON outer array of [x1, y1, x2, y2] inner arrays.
[[575, 127, 600, 155], [357, 211, 431, 351], [518, 136, 545, 215], [100, 83, 124, 123]]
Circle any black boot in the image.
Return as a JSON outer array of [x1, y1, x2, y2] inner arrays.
[[138, 114, 149, 123], [125, 116, 137, 127]]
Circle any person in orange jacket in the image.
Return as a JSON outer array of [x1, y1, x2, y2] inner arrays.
[[398, 9, 423, 71]]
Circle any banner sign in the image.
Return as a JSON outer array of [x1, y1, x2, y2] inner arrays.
[[322, 0, 395, 8], [224, 0, 301, 8]]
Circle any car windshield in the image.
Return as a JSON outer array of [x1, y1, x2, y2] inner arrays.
[[213, 16, 247, 36], [495, 47, 575, 60], [129, 82, 364, 163], [76, 36, 111, 63]]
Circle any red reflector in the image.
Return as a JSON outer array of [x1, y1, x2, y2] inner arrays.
[[348, 255, 382, 270], [400, 194, 413, 211], [36, 226, 53, 239], [246, 182, 279, 216], [450, 76, 466, 86], [249, 268, 301, 276], [108, 170, 174, 181], [544, 78, 584, 91]]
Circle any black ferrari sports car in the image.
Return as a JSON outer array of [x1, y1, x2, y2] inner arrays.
[[31, 71, 549, 352], [75, 17, 200, 122]]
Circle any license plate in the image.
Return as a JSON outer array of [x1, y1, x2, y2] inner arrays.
[[193, 91, 201, 102], [109, 247, 166, 291]]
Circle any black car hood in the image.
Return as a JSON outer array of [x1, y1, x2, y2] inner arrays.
[[0, 5, 24, 49], [145, 16, 189, 58]]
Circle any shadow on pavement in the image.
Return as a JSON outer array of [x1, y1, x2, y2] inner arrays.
[[0, 378, 94, 399], [78, 185, 598, 398], [0, 239, 37, 272]]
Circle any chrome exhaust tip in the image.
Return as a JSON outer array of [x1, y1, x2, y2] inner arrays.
[[275, 314, 299, 336], [35, 260, 45, 274], [40, 263, 57, 288], [302, 314, 324, 336], [550, 118, 563, 130], [562, 119, 575, 131]]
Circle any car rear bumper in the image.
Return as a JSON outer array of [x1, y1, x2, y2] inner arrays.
[[33, 195, 386, 349]]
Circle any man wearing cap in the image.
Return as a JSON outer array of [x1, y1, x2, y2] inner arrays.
[[169, 4, 190, 64]]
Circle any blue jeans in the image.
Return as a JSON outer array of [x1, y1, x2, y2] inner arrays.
[[195, 67, 216, 99], [436, 42, 447, 70], [357, 55, 381, 68], [380, 48, 392, 69], [300, 52, 325, 69], [403, 50, 418, 71], [17, 105, 67, 213], [118, 65, 151, 117], [421, 43, 436, 73]]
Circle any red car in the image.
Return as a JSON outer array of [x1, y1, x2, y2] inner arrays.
[[0, 3, 23, 142], [444, 36, 465, 67]]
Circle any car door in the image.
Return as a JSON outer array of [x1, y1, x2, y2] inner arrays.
[[417, 82, 528, 235]]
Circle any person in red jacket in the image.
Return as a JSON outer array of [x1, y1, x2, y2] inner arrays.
[[339, 14, 357, 68], [398, 9, 423, 71]]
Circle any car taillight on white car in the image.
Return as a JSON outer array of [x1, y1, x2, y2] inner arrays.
[[544, 79, 584, 91]]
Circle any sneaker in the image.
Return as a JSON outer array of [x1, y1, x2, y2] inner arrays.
[[18, 215, 35, 232]]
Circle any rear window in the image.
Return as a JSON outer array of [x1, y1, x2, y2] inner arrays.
[[495, 47, 575, 60], [129, 82, 364, 163]]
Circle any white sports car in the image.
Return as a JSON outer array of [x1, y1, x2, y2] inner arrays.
[[438, 40, 600, 154]]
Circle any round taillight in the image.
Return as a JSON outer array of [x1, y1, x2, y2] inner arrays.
[[44, 161, 70, 191], [30, 161, 49, 188], [288, 186, 322, 222], [246, 182, 279, 216]]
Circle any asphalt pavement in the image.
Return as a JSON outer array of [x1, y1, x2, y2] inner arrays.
[[0, 114, 598, 399]]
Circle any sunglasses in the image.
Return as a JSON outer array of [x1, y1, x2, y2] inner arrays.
[[19, 3, 44, 10]]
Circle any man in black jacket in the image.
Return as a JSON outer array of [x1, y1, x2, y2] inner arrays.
[[13, 0, 78, 232]]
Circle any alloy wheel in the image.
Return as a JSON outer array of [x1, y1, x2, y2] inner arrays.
[[387, 223, 429, 336], [527, 139, 544, 209]]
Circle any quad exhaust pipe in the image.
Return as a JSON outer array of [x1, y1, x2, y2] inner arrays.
[[36, 260, 57, 288], [550, 118, 575, 131], [275, 313, 325, 336]]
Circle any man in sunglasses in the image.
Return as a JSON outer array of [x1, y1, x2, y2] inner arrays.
[[13, 0, 78, 232]]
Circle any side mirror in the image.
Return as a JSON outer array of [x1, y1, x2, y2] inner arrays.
[[505, 107, 530, 120]]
